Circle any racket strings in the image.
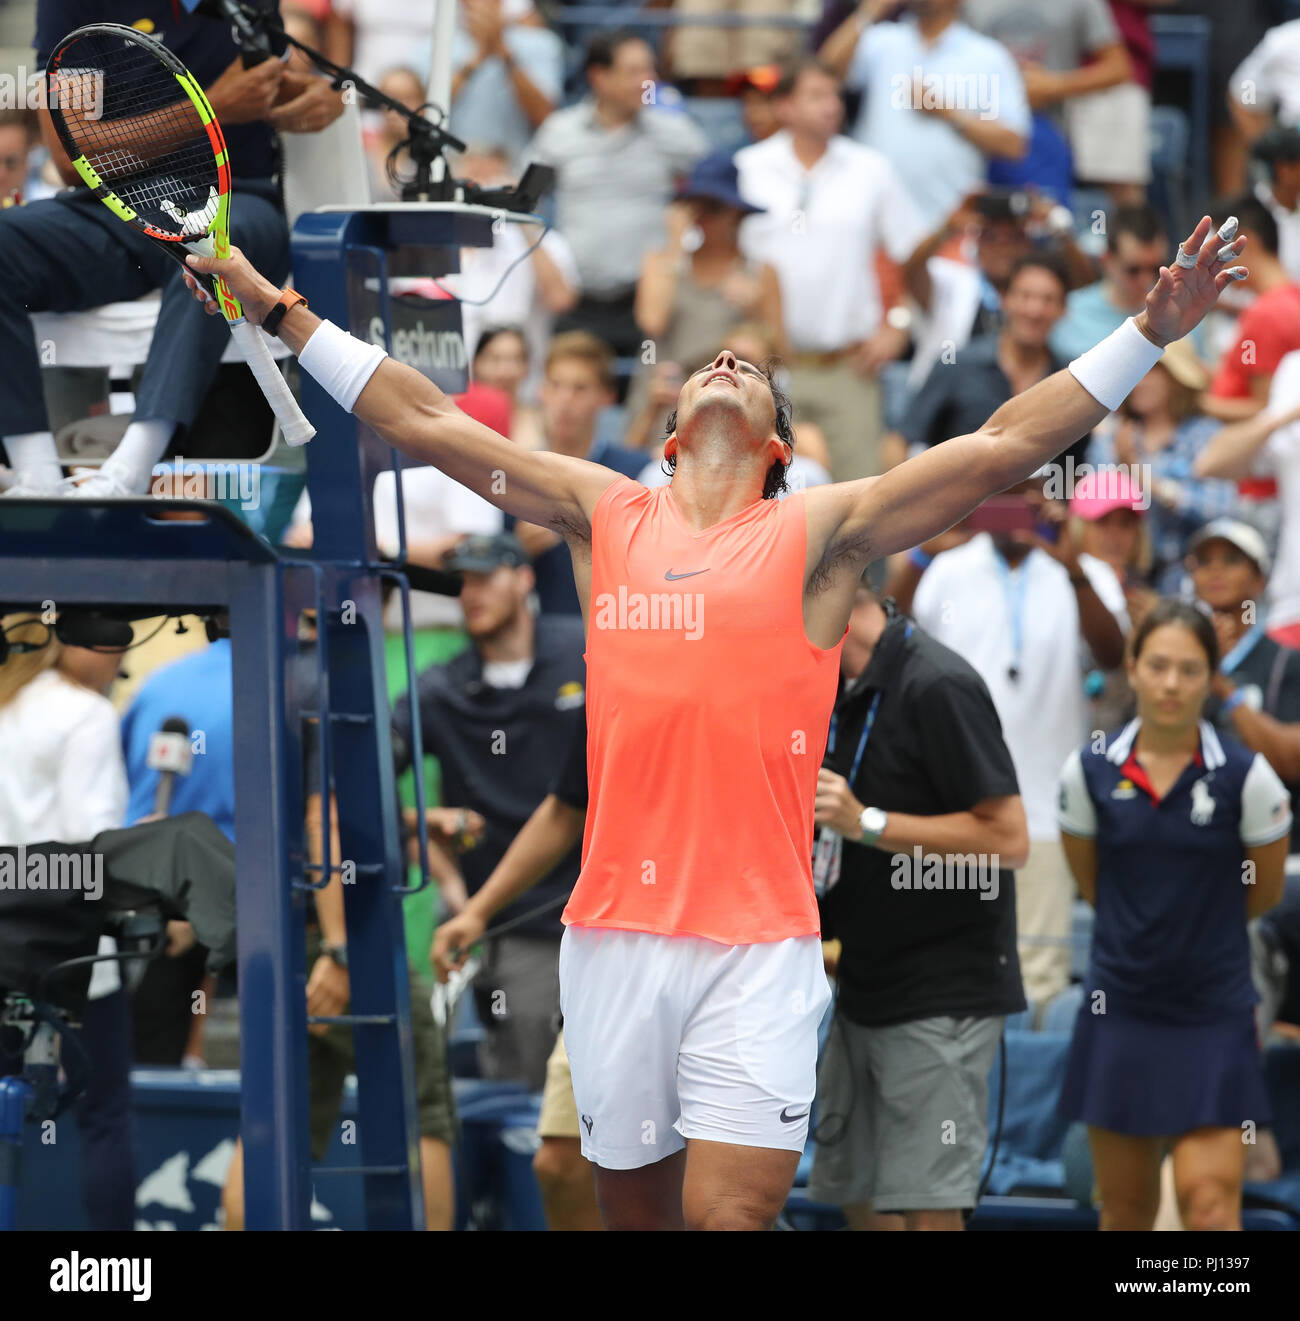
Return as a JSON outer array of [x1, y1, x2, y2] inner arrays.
[[51, 32, 217, 238]]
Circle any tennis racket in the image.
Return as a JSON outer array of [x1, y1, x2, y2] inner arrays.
[[45, 22, 315, 447]]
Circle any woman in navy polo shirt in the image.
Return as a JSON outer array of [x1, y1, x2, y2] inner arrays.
[[1057, 599, 1291, 1230]]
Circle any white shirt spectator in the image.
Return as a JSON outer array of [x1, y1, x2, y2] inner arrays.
[[913, 535, 1127, 839], [0, 668, 126, 845], [332, 0, 538, 85], [0, 667, 128, 1000], [439, 222, 581, 403], [1252, 350, 1300, 633], [907, 249, 986, 390], [736, 130, 926, 352], [331, 0, 435, 84], [1231, 20, 1300, 129], [845, 15, 1030, 231]]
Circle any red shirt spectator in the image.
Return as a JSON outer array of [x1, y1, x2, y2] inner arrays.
[[1209, 284, 1300, 401]]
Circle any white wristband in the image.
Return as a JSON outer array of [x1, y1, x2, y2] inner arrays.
[[297, 319, 387, 413], [1067, 317, 1165, 412]]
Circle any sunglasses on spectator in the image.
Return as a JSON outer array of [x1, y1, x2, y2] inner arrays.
[[1120, 261, 1164, 277]]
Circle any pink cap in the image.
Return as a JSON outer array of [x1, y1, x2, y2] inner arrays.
[[1069, 468, 1146, 521]]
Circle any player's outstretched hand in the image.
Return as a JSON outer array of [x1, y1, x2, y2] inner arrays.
[[183, 244, 280, 325], [1138, 214, 1248, 348]]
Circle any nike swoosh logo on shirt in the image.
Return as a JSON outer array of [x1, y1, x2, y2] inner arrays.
[[665, 569, 709, 581], [779, 1106, 809, 1123]]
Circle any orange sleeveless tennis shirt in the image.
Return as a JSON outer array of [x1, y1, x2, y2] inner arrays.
[[561, 477, 845, 945]]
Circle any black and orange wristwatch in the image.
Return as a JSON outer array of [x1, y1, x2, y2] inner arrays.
[[263, 287, 308, 338]]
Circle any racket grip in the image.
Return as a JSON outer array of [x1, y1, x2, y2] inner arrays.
[[229, 318, 316, 447]]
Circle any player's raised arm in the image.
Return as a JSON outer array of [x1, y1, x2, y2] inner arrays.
[[182, 247, 622, 531], [812, 216, 1248, 564]]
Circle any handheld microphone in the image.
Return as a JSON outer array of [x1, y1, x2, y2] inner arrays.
[[146, 717, 193, 817]]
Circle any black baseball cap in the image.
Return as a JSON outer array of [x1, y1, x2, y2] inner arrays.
[[445, 532, 527, 573]]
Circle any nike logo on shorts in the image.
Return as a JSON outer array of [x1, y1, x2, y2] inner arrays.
[[779, 1106, 809, 1123]]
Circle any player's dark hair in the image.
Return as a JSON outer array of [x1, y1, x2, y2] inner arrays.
[[473, 325, 529, 366], [585, 28, 646, 74], [661, 358, 795, 499], [1223, 193, 1279, 257], [1007, 251, 1069, 297], [1131, 598, 1219, 671], [1106, 204, 1167, 255]]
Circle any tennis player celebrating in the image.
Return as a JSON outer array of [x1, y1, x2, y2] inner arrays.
[[186, 216, 1246, 1231]]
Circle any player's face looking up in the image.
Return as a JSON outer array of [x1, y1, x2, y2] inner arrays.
[[670, 350, 786, 468]]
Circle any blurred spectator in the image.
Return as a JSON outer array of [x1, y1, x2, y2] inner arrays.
[[819, 0, 1030, 231], [808, 586, 1027, 1229], [736, 59, 925, 480], [392, 534, 587, 1089], [281, 0, 327, 73], [912, 481, 1127, 1014], [283, 383, 509, 635], [666, 0, 804, 92], [1203, 195, 1300, 430], [372, 382, 510, 636], [1195, 349, 1300, 651], [525, 30, 708, 362], [511, 332, 645, 617], [121, 635, 235, 1071], [902, 188, 1094, 393], [1056, 599, 1290, 1231], [450, 0, 565, 167], [964, 0, 1136, 203], [1096, 1, 1158, 205], [1187, 521, 1300, 817], [0, 614, 133, 1230], [364, 66, 427, 200], [1070, 470, 1153, 730], [726, 64, 784, 145], [902, 191, 1030, 392], [624, 153, 782, 455], [1228, 17, 1300, 165], [472, 326, 545, 448], [888, 254, 1073, 468], [634, 320, 833, 489], [1253, 125, 1300, 284], [1088, 337, 1241, 595], [326, 0, 436, 84], [1050, 205, 1168, 362], [0, 109, 34, 208], [122, 638, 234, 842], [440, 145, 580, 400]]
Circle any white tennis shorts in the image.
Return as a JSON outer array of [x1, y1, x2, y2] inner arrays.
[[558, 925, 832, 1170]]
